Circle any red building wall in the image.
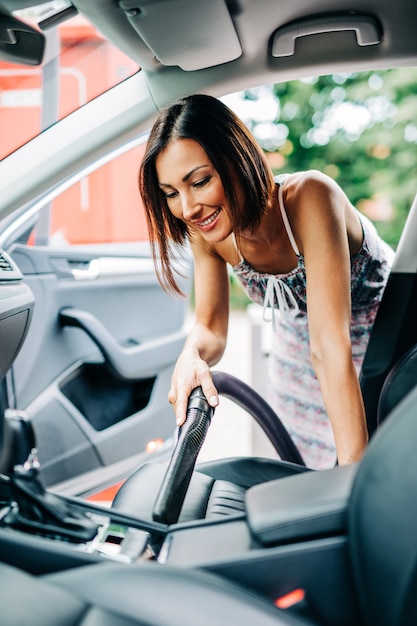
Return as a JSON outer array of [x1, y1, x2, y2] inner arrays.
[[0, 17, 149, 244]]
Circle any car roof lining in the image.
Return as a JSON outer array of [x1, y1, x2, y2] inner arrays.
[[1, 0, 417, 107], [74, 0, 417, 107]]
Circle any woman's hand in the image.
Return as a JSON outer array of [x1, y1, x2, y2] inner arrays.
[[168, 347, 219, 426], [167, 232, 229, 426]]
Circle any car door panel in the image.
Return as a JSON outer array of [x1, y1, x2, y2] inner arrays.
[[7, 242, 192, 488]]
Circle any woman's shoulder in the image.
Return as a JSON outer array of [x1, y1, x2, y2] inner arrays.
[[278, 170, 342, 212], [275, 170, 339, 202], [284, 170, 338, 189]]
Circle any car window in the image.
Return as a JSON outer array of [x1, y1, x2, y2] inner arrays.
[[0, 0, 143, 246], [33, 141, 149, 246], [0, 1, 139, 161]]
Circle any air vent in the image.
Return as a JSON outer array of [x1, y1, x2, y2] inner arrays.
[[0, 251, 22, 281]]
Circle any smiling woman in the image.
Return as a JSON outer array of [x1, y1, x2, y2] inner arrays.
[[156, 139, 232, 236], [140, 94, 275, 295], [1, 0, 417, 623], [139, 93, 394, 469]]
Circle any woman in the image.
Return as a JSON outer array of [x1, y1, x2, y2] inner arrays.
[[139, 93, 394, 469]]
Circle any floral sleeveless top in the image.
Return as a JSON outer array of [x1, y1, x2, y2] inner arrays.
[[231, 174, 394, 469]]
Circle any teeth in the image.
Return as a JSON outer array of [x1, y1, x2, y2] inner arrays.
[[199, 208, 220, 227]]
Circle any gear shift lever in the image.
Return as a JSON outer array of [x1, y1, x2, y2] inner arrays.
[[1, 409, 99, 543]]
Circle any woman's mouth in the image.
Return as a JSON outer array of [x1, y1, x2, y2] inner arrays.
[[196, 208, 221, 230]]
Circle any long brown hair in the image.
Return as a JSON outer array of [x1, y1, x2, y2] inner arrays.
[[139, 93, 275, 295]]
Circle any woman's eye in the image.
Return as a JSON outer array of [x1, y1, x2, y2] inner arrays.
[[162, 190, 178, 200], [193, 176, 210, 188]]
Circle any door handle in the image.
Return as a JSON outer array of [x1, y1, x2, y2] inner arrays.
[[70, 257, 155, 280], [59, 307, 186, 379], [272, 13, 381, 57]]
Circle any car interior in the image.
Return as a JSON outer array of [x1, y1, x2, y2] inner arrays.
[[1, 0, 417, 625]]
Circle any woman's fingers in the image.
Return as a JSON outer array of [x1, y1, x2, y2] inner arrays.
[[168, 365, 219, 426], [198, 369, 219, 410]]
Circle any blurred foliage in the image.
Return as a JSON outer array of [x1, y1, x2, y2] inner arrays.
[[239, 68, 417, 250], [190, 273, 251, 309], [229, 273, 251, 309]]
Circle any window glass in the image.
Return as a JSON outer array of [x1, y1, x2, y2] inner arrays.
[[31, 142, 149, 246], [0, 1, 139, 160]]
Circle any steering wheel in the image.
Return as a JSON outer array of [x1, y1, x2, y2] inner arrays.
[[152, 371, 305, 525]]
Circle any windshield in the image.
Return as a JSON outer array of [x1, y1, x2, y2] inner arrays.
[[0, 1, 139, 160]]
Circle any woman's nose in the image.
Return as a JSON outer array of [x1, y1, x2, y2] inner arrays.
[[181, 193, 201, 221]]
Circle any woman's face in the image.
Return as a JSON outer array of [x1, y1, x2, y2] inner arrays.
[[155, 138, 234, 242]]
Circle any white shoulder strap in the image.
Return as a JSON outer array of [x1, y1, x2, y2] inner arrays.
[[231, 232, 244, 263], [278, 183, 300, 256]]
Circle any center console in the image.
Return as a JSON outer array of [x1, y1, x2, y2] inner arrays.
[[157, 462, 357, 566], [1, 445, 356, 567], [0, 440, 360, 626]]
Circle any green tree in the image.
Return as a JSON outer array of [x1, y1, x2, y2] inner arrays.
[[240, 68, 417, 249]]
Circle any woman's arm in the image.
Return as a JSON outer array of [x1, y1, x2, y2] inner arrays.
[[288, 171, 368, 464], [168, 235, 230, 426]]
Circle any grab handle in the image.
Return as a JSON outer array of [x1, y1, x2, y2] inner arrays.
[[272, 13, 381, 57]]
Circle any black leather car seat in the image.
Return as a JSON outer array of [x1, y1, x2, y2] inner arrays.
[[0, 559, 289, 626], [112, 340, 417, 523], [112, 453, 309, 522], [112, 371, 311, 522], [2, 381, 417, 626], [377, 342, 417, 425], [348, 381, 417, 626]]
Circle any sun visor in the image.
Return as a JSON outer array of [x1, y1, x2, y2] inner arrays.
[[119, 0, 242, 71]]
